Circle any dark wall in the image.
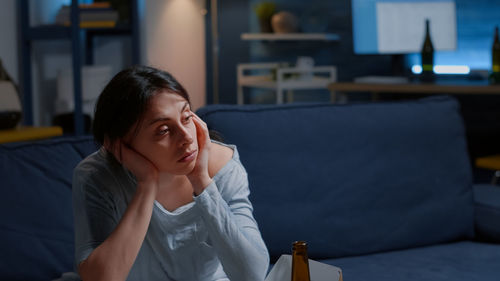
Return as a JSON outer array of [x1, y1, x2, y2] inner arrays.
[[208, 0, 393, 104], [210, 0, 500, 104], [206, 0, 250, 104], [248, 0, 393, 81]]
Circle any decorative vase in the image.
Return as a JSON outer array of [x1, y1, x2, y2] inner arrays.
[[271, 11, 299, 33], [259, 17, 273, 33]]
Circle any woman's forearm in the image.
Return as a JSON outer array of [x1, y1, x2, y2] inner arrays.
[[78, 182, 157, 281], [195, 182, 270, 281]]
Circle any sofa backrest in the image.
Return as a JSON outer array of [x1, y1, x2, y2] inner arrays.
[[0, 136, 97, 281], [197, 96, 475, 260]]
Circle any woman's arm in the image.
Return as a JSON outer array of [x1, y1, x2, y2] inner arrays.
[[75, 140, 160, 281], [78, 181, 156, 281], [187, 114, 269, 280], [194, 166, 270, 281]]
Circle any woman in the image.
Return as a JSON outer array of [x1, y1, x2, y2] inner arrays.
[[72, 66, 269, 281]]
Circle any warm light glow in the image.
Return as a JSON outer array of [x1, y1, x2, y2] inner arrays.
[[147, 0, 206, 110], [411, 65, 470, 75], [433, 65, 470, 74]]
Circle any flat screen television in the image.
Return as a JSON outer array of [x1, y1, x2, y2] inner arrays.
[[352, 0, 457, 55]]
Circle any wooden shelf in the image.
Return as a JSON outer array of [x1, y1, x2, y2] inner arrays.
[[241, 33, 340, 41], [26, 24, 133, 40], [328, 82, 500, 95], [0, 126, 63, 144]]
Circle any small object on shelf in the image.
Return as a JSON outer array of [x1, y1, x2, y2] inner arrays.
[[0, 126, 63, 144], [295, 56, 315, 81], [254, 1, 276, 33], [55, 2, 119, 28], [271, 11, 299, 33], [420, 19, 435, 83]]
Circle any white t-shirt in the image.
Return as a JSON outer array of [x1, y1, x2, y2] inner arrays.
[[72, 143, 269, 281]]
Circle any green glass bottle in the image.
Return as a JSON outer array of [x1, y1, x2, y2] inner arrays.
[[489, 26, 500, 84], [421, 19, 434, 82], [291, 241, 311, 281]]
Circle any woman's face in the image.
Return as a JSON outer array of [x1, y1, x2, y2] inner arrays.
[[126, 91, 198, 175]]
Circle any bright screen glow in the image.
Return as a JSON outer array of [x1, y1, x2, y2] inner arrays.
[[352, 0, 457, 54]]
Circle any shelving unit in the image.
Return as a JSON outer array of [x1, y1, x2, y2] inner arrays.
[[241, 33, 340, 41], [239, 31, 340, 104], [18, 0, 140, 135], [237, 63, 337, 104]]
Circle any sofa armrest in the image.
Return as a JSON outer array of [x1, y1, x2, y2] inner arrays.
[[474, 184, 500, 242]]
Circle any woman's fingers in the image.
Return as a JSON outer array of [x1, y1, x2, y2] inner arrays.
[[191, 112, 210, 145]]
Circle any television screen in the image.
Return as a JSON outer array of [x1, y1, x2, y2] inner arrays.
[[352, 0, 457, 54]]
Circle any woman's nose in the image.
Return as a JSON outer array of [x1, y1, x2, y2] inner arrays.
[[178, 126, 194, 146]]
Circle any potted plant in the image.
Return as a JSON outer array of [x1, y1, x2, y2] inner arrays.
[[254, 2, 276, 33]]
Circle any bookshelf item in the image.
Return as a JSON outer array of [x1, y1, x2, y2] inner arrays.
[[18, 0, 140, 136]]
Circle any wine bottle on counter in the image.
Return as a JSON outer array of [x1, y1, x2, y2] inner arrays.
[[421, 19, 435, 82], [490, 26, 500, 84], [291, 241, 311, 281]]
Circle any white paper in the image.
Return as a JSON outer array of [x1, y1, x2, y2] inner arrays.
[[376, 2, 456, 53], [265, 255, 342, 281]]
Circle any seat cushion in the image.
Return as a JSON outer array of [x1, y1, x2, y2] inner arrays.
[[474, 184, 500, 242], [0, 136, 97, 281], [197, 96, 475, 259], [322, 241, 500, 281]]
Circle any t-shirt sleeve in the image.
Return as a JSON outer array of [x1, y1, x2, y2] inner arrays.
[[72, 163, 119, 267], [193, 158, 270, 281]]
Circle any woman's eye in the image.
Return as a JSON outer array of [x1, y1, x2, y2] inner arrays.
[[184, 114, 194, 123], [157, 126, 169, 135]]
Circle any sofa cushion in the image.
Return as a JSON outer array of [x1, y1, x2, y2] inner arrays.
[[0, 136, 97, 281], [322, 241, 500, 281], [197, 96, 475, 259], [473, 184, 500, 242]]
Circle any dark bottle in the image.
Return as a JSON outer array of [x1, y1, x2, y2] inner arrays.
[[490, 26, 500, 84], [421, 19, 435, 82], [291, 241, 311, 281]]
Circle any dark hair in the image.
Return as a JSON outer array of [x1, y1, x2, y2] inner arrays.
[[92, 65, 190, 145]]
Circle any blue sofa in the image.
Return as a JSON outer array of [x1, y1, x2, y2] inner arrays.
[[1, 96, 499, 280], [197, 96, 500, 281]]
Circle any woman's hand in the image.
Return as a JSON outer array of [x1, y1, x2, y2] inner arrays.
[[104, 138, 159, 188], [187, 113, 212, 195]]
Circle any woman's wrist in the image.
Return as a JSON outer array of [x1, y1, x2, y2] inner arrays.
[[136, 179, 159, 198], [191, 175, 212, 196]]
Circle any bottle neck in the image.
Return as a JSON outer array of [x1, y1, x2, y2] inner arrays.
[[291, 242, 310, 281]]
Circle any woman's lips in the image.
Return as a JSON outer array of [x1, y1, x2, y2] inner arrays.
[[178, 150, 197, 162]]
